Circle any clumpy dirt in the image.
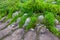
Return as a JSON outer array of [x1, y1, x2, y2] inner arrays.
[[0, 20, 60, 40]]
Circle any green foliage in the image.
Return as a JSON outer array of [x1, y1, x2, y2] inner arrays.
[[45, 12, 60, 37], [9, 15, 19, 24], [56, 15, 60, 22], [0, 0, 21, 19], [25, 16, 37, 31], [20, 0, 60, 15], [19, 14, 28, 28], [45, 12, 55, 27], [20, 0, 29, 3], [20, 0, 34, 13], [56, 0, 60, 4]]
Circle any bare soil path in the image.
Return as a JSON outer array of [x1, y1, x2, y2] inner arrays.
[[0, 20, 60, 40]]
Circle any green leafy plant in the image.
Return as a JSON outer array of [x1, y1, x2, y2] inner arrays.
[[45, 12, 60, 37]]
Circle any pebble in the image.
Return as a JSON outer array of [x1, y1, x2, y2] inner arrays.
[[52, 1, 56, 4], [30, 28, 34, 31], [12, 11, 19, 18], [23, 17, 30, 27], [23, 13, 28, 16], [55, 19, 59, 25], [38, 15, 44, 23], [16, 18, 21, 23]]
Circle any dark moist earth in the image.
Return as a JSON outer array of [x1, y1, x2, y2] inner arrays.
[[0, 20, 60, 40]]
